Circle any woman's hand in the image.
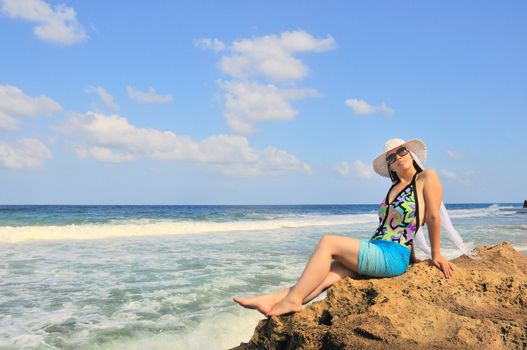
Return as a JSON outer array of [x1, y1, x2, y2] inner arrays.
[[432, 255, 455, 278]]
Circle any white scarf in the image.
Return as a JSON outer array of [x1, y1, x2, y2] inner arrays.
[[408, 150, 478, 259]]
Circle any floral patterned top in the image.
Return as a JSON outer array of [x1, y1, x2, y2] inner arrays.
[[370, 172, 421, 249]]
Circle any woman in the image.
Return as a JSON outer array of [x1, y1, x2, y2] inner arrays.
[[233, 138, 456, 317]]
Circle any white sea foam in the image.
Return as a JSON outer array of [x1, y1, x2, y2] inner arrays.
[[0, 300, 263, 349], [446, 204, 508, 219], [513, 244, 527, 253], [172, 309, 263, 350], [57, 309, 264, 350], [0, 214, 377, 243], [413, 245, 464, 260], [1, 204, 521, 243]]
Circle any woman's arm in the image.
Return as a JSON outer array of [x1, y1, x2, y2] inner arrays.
[[422, 169, 455, 278]]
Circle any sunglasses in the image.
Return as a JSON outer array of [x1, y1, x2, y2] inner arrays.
[[386, 147, 409, 166]]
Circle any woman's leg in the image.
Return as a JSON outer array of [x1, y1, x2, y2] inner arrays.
[[233, 260, 355, 315], [267, 235, 361, 316], [302, 259, 356, 303]]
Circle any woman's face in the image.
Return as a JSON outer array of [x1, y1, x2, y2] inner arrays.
[[387, 146, 413, 173]]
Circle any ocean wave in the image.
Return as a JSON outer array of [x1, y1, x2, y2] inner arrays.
[[447, 204, 518, 219], [0, 297, 259, 350], [0, 214, 377, 243]]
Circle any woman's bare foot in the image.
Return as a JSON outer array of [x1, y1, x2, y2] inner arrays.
[[266, 296, 303, 316], [232, 293, 283, 316]]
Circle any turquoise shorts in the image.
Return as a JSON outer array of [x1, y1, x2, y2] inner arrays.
[[358, 240, 411, 277]]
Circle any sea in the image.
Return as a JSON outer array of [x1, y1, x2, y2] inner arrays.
[[1, 203, 526, 349]]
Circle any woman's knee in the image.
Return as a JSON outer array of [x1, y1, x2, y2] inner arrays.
[[317, 235, 337, 249]]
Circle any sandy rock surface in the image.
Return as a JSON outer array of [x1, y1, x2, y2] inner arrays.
[[231, 242, 527, 350]]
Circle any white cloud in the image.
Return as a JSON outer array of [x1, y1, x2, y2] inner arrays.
[[351, 160, 375, 179], [62, 112, 312, 176], [336, 160, 375, 179], [220, 30, 336, 82], [440, 169, 458, 180], [447, 150, 465, 160], [376, 102, 395, 116], [193, 38, 225, 52], [0, 111, 17, 130], [345, 98, 394, 117], [126, 86, 173, 104], [75, 146, 135, 163], [86, 86, 119, 111], [345, 99, 374, 115], [336, 161, 350, 177], [198, 30, 333, 133], [0, 85, 63, 116], [1, 0, 87, 45], [221, 80, 320, 134], [0, 85, 62, 130], [440, 169, 477, 185], [0, 138, 52, 170]]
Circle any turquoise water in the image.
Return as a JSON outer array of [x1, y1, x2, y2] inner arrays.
[[0, 204, 525, 349]]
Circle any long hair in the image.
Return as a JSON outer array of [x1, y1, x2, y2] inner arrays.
[[389, 159, 423, 183]]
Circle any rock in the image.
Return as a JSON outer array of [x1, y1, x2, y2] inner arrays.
[[231, 242, 527, 350]]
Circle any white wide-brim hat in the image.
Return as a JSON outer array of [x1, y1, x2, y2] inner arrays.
[[373, 138, 427, 178]]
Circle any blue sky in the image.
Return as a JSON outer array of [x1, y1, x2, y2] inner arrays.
[[0, 0, 525, 204]]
